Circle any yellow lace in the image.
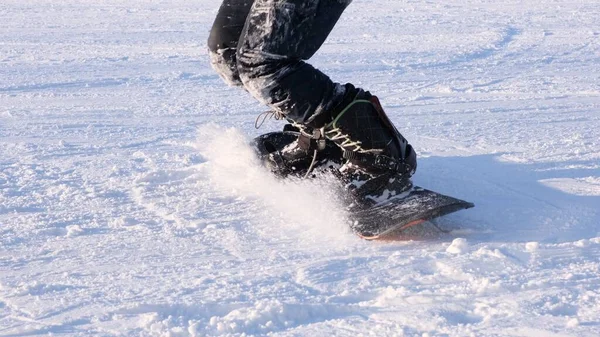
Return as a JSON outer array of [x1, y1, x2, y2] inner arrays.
[[324, 99, 375, 153], [324, 127, 364, 152]]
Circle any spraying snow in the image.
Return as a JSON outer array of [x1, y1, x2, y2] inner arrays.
[[194, 124, 353, 245]]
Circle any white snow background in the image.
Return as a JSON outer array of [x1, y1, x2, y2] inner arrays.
[[1, 0, 599, 336]]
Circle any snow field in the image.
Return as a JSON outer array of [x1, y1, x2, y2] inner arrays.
[[1, 0, 600, 336]]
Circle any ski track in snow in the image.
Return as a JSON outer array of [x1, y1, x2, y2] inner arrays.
[[1, 0, 599, 336]]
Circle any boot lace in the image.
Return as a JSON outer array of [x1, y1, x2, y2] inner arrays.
[[323, 99, 379, 154], [324, 127, 366, 153], [254, 110, 285, 129]]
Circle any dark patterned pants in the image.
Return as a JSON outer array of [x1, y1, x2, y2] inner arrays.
[[208, 0, 352, 127]]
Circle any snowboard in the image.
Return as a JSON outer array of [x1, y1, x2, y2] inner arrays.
[[253, 130, 474, 240], [349, 186, 474, 240]]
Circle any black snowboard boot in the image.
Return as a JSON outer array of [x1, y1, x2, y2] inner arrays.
[[323, 87, 417, 201], [255, 121, 343, 178]]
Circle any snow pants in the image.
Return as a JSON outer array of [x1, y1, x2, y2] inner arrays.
[[208, 0, 352, 127]]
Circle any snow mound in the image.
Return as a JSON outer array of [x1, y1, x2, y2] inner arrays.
[[540, 177, 600, 196], [204, 300, 345, 335], [446, 238, 469, 254]]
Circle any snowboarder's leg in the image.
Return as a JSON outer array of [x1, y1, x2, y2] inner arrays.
[[209, 0, 417, 198], [207, 0, 254, 86], [236, 0, 350, 127]]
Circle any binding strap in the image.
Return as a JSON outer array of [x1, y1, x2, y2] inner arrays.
[[343, 150, 413, 175], [295, 127, 326, 152]]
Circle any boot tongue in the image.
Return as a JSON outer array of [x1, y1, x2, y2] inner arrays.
[[332, 98, 396, 152], [306, 83, 359, 129]]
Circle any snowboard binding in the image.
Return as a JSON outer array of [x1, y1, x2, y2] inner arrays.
[[252, 125, 343, 179], [252, 128, 413, 208]]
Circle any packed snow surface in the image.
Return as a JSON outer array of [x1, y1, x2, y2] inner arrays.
[[1, 0, 599, 336]]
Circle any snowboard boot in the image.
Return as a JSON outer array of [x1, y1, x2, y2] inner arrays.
[[323, 87, 417, 201], [254, 113, 343, 177], [268, 124, 325, 177]]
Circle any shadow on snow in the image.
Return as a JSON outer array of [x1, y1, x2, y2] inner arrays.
[[416, 154, 599, 244]]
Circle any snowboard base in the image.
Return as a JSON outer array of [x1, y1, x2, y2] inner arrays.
[[350, 186, 474, 240]]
